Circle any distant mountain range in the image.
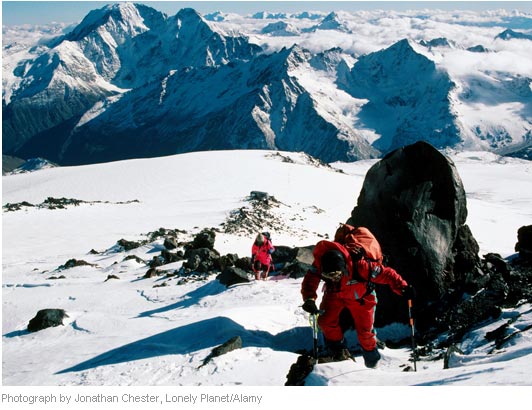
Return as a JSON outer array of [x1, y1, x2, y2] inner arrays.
[[3, 2, 532, 165]]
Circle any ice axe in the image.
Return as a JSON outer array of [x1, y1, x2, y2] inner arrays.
[[408, 298, 417, 371], [309, 313, 319, 359], [308, 310, 324, 360]]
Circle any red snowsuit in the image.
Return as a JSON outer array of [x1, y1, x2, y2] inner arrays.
[[301, 240, 408, 352], [251, 237, 275, 274]]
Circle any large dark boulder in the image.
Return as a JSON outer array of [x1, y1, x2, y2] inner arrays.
[[282, 261, 312, 279], [516, 225, 532, 262], [28, 309, 68, 332], [191, 229, 216, 250], [184, 248, 220, 272], [217, 267, 251, 287], [347, 141, 481, 329], [285, 355, 316, 386], [271, 246, 299, 264]]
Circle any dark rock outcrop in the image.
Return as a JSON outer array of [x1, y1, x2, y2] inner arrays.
[[516, 225, 532, 261], [218, 253, 239, 271], [28, 309, 68, 332], [143, 268, 161, 278], [270, 245, 298, 264], [285, 354, 316, 386], [347, 141, 481, 329], [161, 249, 184, 264], [343, 141, 532, 345], [58, 259, 96, 270], [280, 262, 312, 279], [198, 336, 243, 368], [163, 237, 178, 250], [184, 248, 220, 272], [235, 256, 253, 271], [117, 239, 143, 251], [216, 267, 251, 286], [190, 229, 216, 250]]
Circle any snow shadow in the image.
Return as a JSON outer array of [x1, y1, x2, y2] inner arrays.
[[135, 280, 227, 318], [3, 329, 30, 338], [414, 367, 501, 386], [56, 316, 311, 374]]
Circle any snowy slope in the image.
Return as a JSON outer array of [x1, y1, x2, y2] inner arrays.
[[2, 149, 532, 406]]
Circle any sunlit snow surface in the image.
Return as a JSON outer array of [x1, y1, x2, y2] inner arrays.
[[2, 150, 532, 395]]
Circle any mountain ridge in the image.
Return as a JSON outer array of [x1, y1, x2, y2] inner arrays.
[[3, 3, 532, 165]]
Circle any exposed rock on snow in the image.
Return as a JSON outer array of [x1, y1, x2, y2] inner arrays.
[[189, 228, 216, 250], [285, 354, 316, 386], [516, 225, 532, 261], [2, 197, 140, 212], [216, 267, 252, 287], [27, 309, 69, 332], [348, 141, 474, 326], [198, 336, 243, 368], [58, 259, 97, 270], [344, 142, 532, 344], [222, 192, 287, 235]]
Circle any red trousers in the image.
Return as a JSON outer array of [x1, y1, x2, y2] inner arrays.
[[318, 293, 377, 351]]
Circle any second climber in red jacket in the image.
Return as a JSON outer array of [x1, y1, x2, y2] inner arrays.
[[301, 240, 413, 368], [251, 232, 275, 280]]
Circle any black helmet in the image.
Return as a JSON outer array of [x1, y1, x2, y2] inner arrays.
[[321, 250, 347, 281], [321, 250, 346, 272]]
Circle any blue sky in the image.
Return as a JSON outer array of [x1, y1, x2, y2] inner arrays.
[[3, 1, 532, 25]]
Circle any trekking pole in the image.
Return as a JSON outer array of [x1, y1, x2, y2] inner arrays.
[[308, 310, 326, 360], [408, 299, 417, 371], [309, 313, 319, 360]]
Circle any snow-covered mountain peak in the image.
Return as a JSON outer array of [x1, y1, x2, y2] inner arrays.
[[310, 47, 349, 73], [8, 157, 57, 174], [65, 2, 159, 42], [386, 38, 416, 54], [420, 37, 456, 49], [171, 7, 228, 44], [315, 11, 351, 32], [495, 28, 532, 41], [283, 44, 311, 70], [53, 2, 168, 84], [175, 7, 205, 28], [3, 5, 532, 165], [252, 11, 289, 20], [261, 21, 300, 37], [322, 12, 340, 24], [354, 39, 434, 82], [204, 11, 227, 22], [165, 7, 260, 68], [339, 38, 459, 152]]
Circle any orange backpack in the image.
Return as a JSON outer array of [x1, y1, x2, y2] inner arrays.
[[334, 224, 384, 305], [334, 224, 383, 263]]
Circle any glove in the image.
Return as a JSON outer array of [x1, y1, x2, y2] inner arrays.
[[402, 285, 416, 299], [302, 299, 319, 314]]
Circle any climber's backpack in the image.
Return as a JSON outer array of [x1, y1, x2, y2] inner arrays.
[[334, 223, 383, 304], [334, 223, 383, 263]]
